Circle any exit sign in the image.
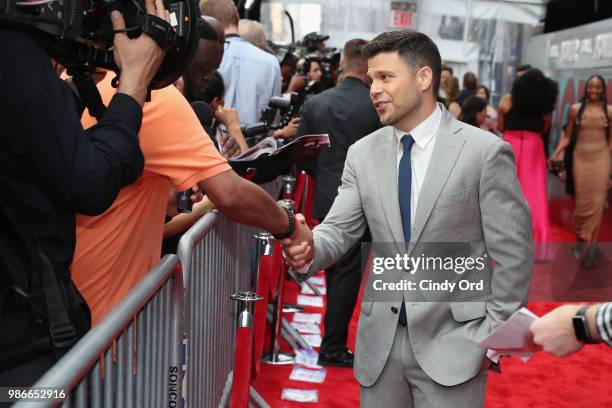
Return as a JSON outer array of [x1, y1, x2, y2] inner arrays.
[[390, 1, 417, 28]]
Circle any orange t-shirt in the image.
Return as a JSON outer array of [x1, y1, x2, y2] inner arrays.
[[72, 75, 230, 324]]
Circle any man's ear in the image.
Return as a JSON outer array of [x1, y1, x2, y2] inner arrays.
[[417, 66, 433, 93]]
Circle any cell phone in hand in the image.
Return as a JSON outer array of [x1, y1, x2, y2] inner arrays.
[[549, 160, 565, 175]]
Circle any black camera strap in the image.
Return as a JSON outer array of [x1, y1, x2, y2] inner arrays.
[[113, 14, 179, 50], [73, 76, 107, 121], [0, 197, 78, 352]]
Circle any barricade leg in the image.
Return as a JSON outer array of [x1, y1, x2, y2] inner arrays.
[[262, 247, 295, 365], [251, 232, 273, 378], [229, 292, 262, 408], [281, 175, 296, 201]]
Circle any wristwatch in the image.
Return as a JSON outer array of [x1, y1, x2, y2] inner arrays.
[[573, 306, 596, 343], [273, 207, 296, 240]]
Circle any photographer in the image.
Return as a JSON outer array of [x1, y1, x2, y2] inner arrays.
[[302, 32, 329, 56], [0, 0, 168, 385]]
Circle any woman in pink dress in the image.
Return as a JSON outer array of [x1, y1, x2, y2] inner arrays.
[[498, 69, 558, 254]]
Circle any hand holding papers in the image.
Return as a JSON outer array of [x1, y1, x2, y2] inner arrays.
[[476, 307, 541, 361], [228, 134, 330, 183]]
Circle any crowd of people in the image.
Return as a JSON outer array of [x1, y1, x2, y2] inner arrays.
[[1, 0, 611, 405], [439, 64, 610, 269]]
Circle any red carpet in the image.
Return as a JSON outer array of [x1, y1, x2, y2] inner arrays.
[[252, 225, 612, 407]]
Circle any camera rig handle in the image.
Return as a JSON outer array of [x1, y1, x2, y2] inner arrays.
[[113, 13, 180, 50]]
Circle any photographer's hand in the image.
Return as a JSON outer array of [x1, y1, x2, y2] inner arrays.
[[112, 0, 169, 105], [273, 117, 300, 139], [215, 106, 248, 153]]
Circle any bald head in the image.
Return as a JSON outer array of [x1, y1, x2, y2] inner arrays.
[[203, 15, 225, 44], [239, 19, 271, 53]]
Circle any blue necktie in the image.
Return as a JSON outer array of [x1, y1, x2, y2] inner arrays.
[[397, 134, 414, 326]]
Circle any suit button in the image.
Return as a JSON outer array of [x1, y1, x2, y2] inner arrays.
[[391, 307, 398, 314]]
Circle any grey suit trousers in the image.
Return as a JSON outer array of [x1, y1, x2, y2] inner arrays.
[[360, 325, 488, 408]]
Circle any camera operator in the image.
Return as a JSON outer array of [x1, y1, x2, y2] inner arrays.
[[280, 52, 299, 93], [302, 32, 329, 56], [286, 57, 325, 98], [0, 0, 169, 386]]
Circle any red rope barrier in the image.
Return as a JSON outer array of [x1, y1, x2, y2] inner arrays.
[[251, 254, 273, 379], [230, 327, 253, 408]]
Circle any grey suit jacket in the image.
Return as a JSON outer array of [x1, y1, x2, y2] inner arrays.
[[307, 106, 534, 387]]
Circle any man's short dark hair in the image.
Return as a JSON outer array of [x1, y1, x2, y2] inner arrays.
[[463, 72, 477, 90], [201, 71, 225, 104], [361, 30, 442, 96], [281, 52, 298, 68], [441, 65, 453, 75], [516, 64, 532, 74], [343, 38, 368, 74]]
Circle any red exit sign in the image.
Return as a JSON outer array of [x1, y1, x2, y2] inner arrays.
[[392, 10, 414, 27], [390, 1, 417, 28]]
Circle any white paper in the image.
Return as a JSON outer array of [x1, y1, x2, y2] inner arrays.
[[302, 334, 323, 348], [308, 276, 326, 286], [293, 312, 322, 324], [297, 295, 324, 308], [289, 366, 327, 384], [281, 388, 319, 403], [295, 348, 322, 369], [476, 307, 539, 362], [291, 322, 321, 334]]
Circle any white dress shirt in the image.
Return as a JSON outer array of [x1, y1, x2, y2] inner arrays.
[[394, 104, 442, 227]]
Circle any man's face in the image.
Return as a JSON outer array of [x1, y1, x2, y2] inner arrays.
[[307, 61, 322, 83], [183, 38, 222, 101], [368, 52, 421, 127], [440, 69, 451, 84]]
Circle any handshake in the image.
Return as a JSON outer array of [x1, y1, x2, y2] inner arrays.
[[281, 213, 315, 273]]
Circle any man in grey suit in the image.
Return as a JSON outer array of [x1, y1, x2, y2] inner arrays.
[[283, 30, 534, 407]]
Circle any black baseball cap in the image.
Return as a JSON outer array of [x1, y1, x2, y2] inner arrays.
[[302, 32, 329, 44]]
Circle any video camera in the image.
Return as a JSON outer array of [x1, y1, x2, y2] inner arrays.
[[241, 93, 306, 146], [316, 48, 340, 91], [0, 0, 200, 90]]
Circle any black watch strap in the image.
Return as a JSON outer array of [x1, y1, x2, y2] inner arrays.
[[272, 207, 295, 240], [573, 305, 596, 343]]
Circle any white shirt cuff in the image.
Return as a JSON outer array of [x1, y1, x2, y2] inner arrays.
[[486, 349, 500, 363]]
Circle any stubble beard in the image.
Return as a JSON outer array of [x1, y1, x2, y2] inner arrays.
[[384, 90, 421, 128]]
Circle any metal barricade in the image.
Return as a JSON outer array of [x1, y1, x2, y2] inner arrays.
[[13, 255, 183, 408], [178, 211, 239, 408], [177, 178, 281, 408], [12, 177, 281, 408]]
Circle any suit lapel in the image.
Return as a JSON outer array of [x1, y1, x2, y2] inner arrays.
[[409, 112, 466, 252], [375, 127, 406, 252]]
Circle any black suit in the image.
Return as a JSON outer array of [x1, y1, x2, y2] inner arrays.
[[296, 76, 381, 355]]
